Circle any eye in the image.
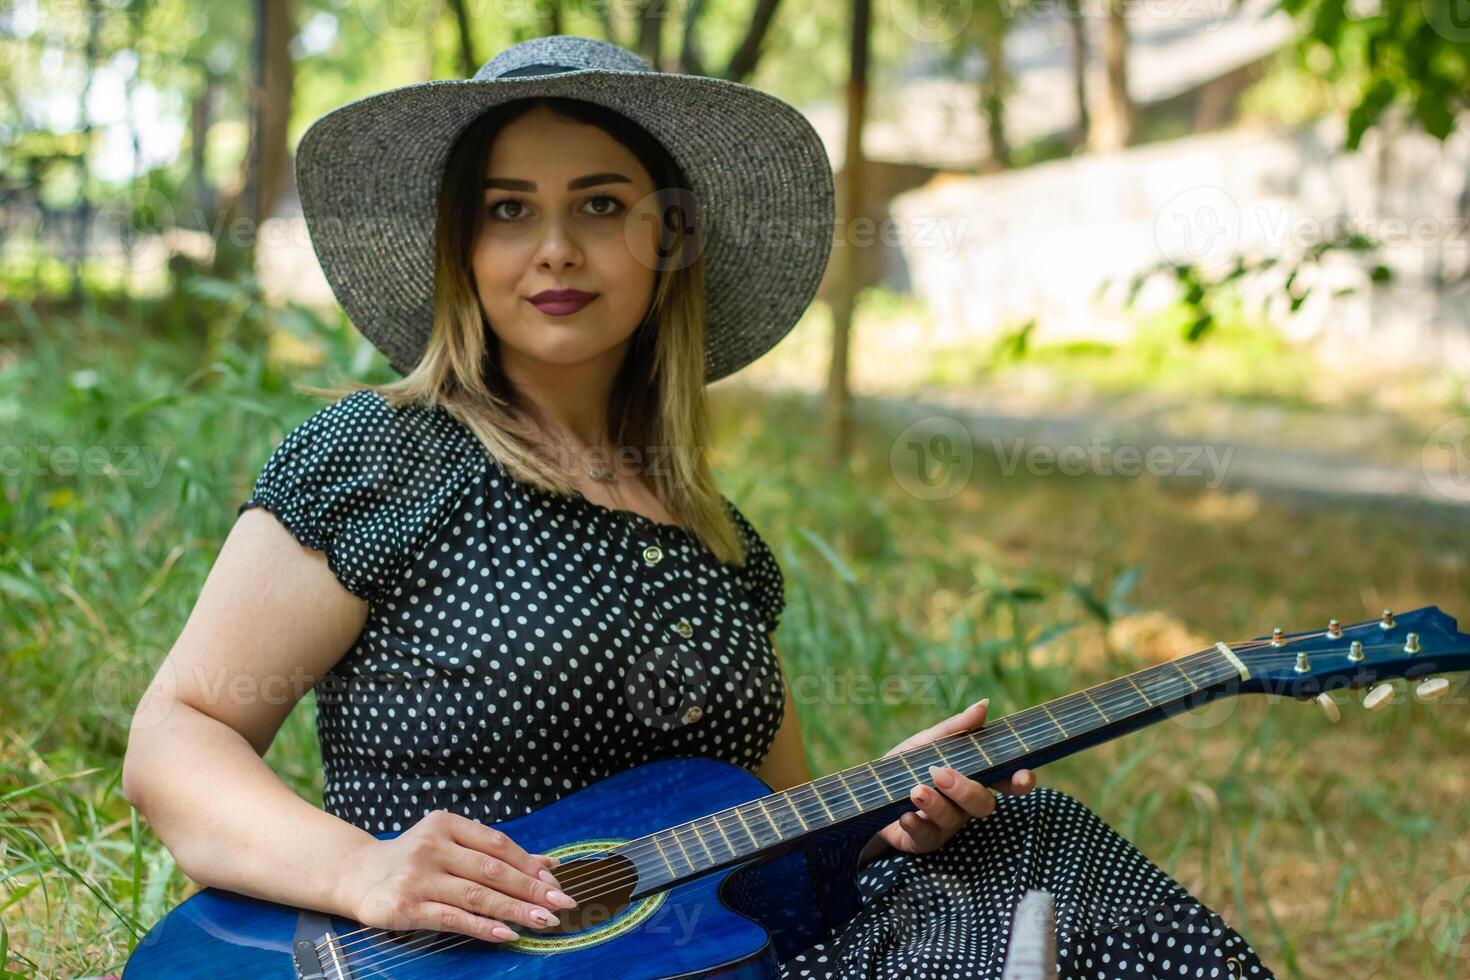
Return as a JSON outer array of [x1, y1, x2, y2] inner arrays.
[[583, 195, 624, 217], [486, 197, 525, 221]]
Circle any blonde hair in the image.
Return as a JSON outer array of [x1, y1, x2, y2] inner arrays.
[[301, 96, 746, 565]]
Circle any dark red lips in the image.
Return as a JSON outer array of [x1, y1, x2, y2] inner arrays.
[[528, 288, 597, 316]]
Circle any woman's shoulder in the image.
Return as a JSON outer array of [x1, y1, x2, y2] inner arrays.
[[292, 389, 480, 467]]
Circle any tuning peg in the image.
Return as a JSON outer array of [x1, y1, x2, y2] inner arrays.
[[1326, 619, 1343, 639], [1415, 677, 1450, 702], [1364, 683, 1397, 711], [1379, 609, 1396, 630], [1403, 632, 1421, 654], [1270, 627, 1286, 647], [1315, 692, 1341, 723], [1348, 639, 1365, 662]]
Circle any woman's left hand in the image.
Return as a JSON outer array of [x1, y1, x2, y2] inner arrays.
[[859, 699, 1038, 865]]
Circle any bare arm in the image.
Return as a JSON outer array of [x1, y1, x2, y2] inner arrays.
[[122, 509, 572, 940], [754, 637, 812, 792], [122, 508, 375, 917]]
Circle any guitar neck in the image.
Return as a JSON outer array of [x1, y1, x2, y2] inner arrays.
[[620, 642, 1250, 894]]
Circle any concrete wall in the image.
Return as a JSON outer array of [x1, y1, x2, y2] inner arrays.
[[886, 112, 1470, 371]]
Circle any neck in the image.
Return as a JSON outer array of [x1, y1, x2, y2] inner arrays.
[[500, 344, 628, 447], [619, 646, 1249, 897]]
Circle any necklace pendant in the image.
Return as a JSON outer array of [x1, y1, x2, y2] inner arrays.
[[587, 465, 615, 483]]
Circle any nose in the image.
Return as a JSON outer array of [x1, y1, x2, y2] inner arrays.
[[532, 212, 583, 273]]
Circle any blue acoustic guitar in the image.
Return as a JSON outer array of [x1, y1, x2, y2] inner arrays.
[[123, 606, 1469, 978]]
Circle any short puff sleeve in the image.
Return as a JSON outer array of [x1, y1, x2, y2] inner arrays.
[[237, 390, 469, 606], [727, 498, 786, 634]]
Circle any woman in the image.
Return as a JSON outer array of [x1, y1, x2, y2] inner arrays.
[[122, 35, 1274, 978]]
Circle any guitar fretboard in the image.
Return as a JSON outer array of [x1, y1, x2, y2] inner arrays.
[[619, 646, 1246, 894]]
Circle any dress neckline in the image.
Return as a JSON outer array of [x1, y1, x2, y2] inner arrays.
[[570, 489, 695, 538], [427, 399, 699, 539]]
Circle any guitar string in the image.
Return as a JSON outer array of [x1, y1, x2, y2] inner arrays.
[[332, 625, 1420, 968], [338, 645, 1282, 976], [330, 628, 1418, 966], [342, 631, 1430, 973], [326, 651, 1235, 970], [318, 640, 1287, 969], [331, 627, 1407, 966], [325, 633, 1259, 958]]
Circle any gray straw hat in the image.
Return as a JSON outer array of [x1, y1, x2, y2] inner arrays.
[[294, 34, 835, 382]]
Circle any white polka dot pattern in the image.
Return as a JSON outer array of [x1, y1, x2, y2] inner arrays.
[[780, 787, 1276, 978], [237, 391, 1272, 978], [238, 390, 787, 831]]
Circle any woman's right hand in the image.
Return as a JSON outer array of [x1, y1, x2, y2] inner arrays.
[[336, 809, 579, 942]]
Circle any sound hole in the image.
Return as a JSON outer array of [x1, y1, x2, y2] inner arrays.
[[533, 853, 638, 935]]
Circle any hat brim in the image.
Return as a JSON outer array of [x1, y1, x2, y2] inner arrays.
[[295, 68, 835, 382]]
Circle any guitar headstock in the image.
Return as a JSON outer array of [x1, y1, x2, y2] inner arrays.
[[1231, 606, 1470, 715]]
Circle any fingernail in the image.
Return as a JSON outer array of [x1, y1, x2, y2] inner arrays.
[[492, 924, 519, 941], [547, 888, 577, 909], [541, 854, 561, 868], [531, 907, 559, 928], [928, 764, 953, 788], [538, 868, 564, 889]]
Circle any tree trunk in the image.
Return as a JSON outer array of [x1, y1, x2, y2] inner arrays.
[[826, 0, 869, 463], [189, 69, 217, 223], [636, 0, 662, 70], [1065, 0, 1089, 151], [1090, 0, 1133, 152], [979, 29, 1011, 171], [724, 0, 782, 83], [446, 0, 479, 76], [679, 0, 707, 74], [71, 0, 101, 299], [214, 0, 293, 279]]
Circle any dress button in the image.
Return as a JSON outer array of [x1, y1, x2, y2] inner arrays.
[[673, 618, 694, 638], [642, 545, 664, 565], [682, 705, 703, 724]]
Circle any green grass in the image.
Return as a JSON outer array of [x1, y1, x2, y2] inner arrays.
[[4, 284, 1470, 978]]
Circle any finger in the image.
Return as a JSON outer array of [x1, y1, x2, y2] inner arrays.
[[890, 698, 990, 755], [446, 813, 545, 879], [989, 768, 1037, 796], [417, 900, 521, 943], [898, 809, 945, 851], [911, 779, 969, 835], [445, 842, 577, 913], [930, 766, 997, 819], [430, 871, 562, 933]]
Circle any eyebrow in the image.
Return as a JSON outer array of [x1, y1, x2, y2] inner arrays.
[[483, 173, 634, 192]]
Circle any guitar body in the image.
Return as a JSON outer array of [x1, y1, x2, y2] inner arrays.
[[124, 758, 888, 979]]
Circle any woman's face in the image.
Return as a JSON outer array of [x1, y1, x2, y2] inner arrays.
[[473, 104, 661, 378]]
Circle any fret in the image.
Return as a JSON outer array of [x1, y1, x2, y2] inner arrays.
[[900, 743, 946, 779], [650, 832, 679, 877], [780, 788, 811, 832], [1001, 717, 1031, 751], [704, 811, 738, 859], [1124, 674, 1154, 706], [1168, 659, 1196, 692], [831, 769, 862, 810], [689, 818, 719, 865], [893, 752, 924, 784], [862, 760, 907, 800], [1029, 703, 1068, 742], [1079, 687, 1110, 723], [965, 731, 994, 767], [807, 778, 837, 823], [665, 826, 695, 874], [752, 798, 783, 840], [730, 805, 762, 852]]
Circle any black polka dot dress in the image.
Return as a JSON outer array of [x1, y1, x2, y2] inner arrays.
[[239, 390, 1276, 980]]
